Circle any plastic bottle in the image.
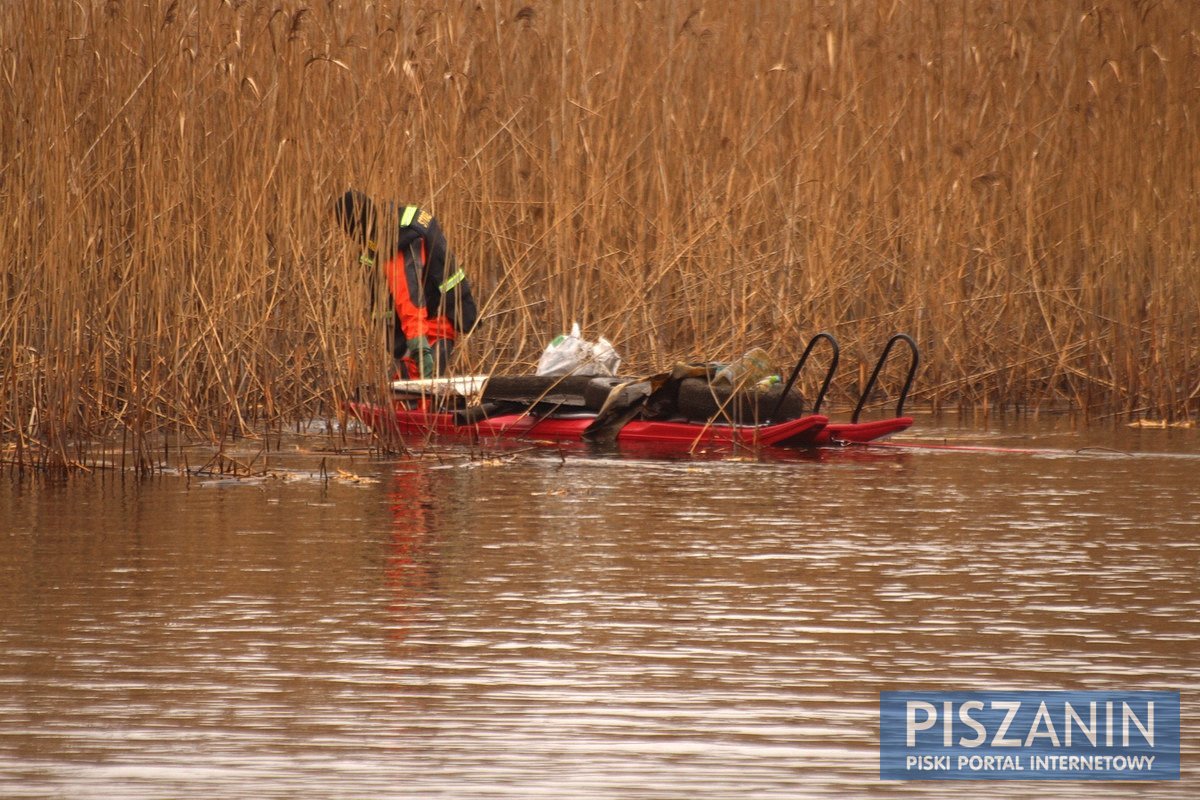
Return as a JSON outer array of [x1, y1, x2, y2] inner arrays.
[[714, 347, 773, 387]]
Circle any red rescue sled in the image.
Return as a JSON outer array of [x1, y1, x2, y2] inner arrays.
[[347, 333, 918, 452], [348, 402, 847, 449]]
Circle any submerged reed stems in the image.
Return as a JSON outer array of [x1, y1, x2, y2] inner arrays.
[[2, 1, 1198, 468]]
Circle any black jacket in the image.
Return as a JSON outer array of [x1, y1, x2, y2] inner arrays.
[[336, 190, 479, 355], [388, 204, 479, 336]]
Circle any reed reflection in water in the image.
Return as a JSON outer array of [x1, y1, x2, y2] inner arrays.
[[1, 426, 1197, 798]]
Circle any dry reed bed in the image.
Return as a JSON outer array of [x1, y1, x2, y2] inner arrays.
[[2, 1, 1197, 469]]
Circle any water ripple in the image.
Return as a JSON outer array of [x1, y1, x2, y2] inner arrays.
[[0, 433, 1197, 797]]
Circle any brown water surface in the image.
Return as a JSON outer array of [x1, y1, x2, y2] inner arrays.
[[1, 417, 1198, 798]]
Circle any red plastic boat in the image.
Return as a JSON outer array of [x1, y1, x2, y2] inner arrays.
[[345, 401, 914, 450], [347, 333, 918, 451]]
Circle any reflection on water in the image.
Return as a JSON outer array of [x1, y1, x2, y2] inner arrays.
[[1, 419, 1198, 798]]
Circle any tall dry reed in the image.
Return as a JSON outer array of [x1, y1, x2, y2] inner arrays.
[[2, 0, 1198, 468]]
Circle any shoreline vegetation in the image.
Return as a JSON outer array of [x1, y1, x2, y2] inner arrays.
[[3, 2, 1198, 470]]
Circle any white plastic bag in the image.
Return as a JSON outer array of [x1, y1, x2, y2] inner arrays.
[[535, 322, 622, 376]]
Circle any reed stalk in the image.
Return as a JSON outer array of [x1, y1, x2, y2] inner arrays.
[[2, 1, 1197, 469]]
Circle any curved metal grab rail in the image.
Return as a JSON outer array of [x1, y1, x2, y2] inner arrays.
[[770, 332, 840, 421], [850, 333, 919, 423]]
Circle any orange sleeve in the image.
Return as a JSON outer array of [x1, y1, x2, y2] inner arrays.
[[382, 252, 456, 344]]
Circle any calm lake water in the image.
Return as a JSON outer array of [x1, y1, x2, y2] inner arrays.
[[1, 416, 1197, 798]]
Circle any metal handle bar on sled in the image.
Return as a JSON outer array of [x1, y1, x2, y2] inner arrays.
[[769, 332, 839, 421], [850, 333, 919, 424]]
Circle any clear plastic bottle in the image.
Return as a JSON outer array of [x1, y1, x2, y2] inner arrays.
[[714, 347, 773, 387]]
